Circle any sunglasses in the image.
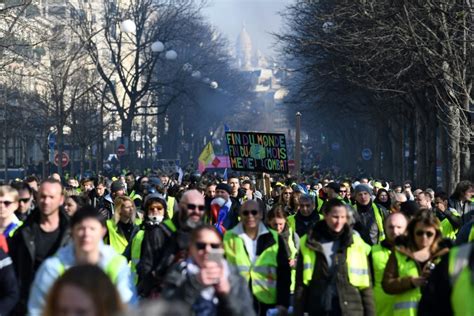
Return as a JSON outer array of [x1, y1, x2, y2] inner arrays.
[[187, 204, 205, 211], [149, 206, 164, 211], [242, 209, 259, 217], [0, 200, 15, 207], [195, 241, 221, 250], [19, 198, 31, 203], [415, 230, 435, 238]]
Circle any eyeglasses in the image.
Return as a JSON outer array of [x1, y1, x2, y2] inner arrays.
[[300, 204, 312, 208], [195, 241, 221, 250], [283, 192, 292, 195], [0, 200, 15, 207], [19, 198, 31, 203], [242, 209, 259, 217], [415, 230, 435, 238], [187, 204, 205, 211]]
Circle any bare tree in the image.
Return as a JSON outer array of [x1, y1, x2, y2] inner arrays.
[[70, 0, 207, 166], [277, 0, 473, 189]]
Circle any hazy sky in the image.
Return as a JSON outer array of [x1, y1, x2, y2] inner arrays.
[[202, 0, 292, 58]]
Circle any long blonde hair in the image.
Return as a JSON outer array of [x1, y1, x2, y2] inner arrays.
[[113, 195, 136, 224]]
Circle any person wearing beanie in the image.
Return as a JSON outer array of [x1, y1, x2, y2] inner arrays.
[[110, 180, 126, 199], [130, 194, 168, 286], [353, 184, 389, 246], [210, 183, 241, 234]]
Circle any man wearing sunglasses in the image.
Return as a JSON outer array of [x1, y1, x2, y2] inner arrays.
[[224, 200, 291, 315], [137, 189, 206, 298], [11, 181, 34, 222]]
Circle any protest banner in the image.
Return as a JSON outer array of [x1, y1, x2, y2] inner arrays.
[[225, 131, 288, 173]]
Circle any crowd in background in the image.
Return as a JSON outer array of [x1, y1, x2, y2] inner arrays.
[[0, 170, 473, 316]]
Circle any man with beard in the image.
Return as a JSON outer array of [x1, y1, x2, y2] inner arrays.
[[136, 189, 205, 298]]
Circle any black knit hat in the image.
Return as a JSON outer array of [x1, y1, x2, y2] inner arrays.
[[216, 183, 231, 195]]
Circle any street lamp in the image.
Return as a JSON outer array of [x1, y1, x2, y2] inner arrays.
[[151, 41, 165, 53], [120, 19, 136, 34], [191, 71, 201, 79], [165, 50, 178, 60], [295, 112, 302, 178]]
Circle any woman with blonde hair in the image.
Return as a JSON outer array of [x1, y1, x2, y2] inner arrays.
[[382, 210, 449, 316], [42, 264, 124, 316], [0, 185, 21, 237], [105, 196, 140, 255]]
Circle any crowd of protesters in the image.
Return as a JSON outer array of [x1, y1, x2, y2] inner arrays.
[[0, 170, 472, 316]]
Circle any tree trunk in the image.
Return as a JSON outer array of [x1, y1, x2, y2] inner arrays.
[[415, 110, 427, 187], [447, 106, 461, 193], [70, 148, 75, 178], [57, 124, 64, 177], [80, 147, 85, 177], [121, 117, 133, 171], [407, 117, 416, 182], [440, 126, 449, 191], [426, 109, 437, 188], [460, 93, 472, 180]]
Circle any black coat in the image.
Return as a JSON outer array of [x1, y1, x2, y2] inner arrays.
[[7, 209, 70, 315], [294, 220, 375, 316], [162, 261, 256, 316], [137, 216, 190, 297], [418, 243, 474, 316]]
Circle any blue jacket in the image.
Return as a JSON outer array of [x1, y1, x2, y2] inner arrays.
[[27, 242, 137, 315]]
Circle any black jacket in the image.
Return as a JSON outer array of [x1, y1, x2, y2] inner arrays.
[[136, 220, 170, 294], [0, 249, 19, 316], [162, 260, 257, 316], [294, 220, 375, 316], [419, 242, 474, 316], [7, 209, 70, 315], [88, 189, 113, 220], [137, 216, 191, 297]]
